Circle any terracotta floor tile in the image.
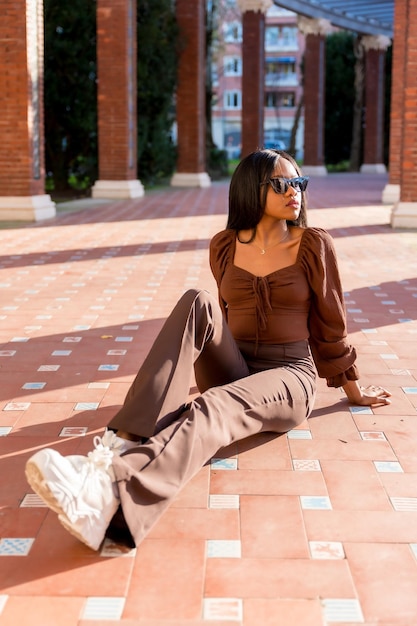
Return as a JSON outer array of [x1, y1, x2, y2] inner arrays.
[[204, 558, 355, 598], [320, 460, 392, 510], [345, 542, 417, 623], [210, 468, 326, 496], [243, 598, 324, 626], [240, 495, 309, 558], [124, 538, 205, 620], [0, 596, 85, 626]]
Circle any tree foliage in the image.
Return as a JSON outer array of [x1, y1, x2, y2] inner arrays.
[[324, 31, 356, 166], [43, 0, 179, 192], [44, 0, 97, 192], [136, 0, 179, 184]]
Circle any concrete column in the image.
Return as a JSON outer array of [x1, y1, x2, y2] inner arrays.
[[360, 35, 391, 175], [238, 0, 272, 158], [391, 0, 417, 227], [0, 0, 56, 221], [297, 17, 332, 176], [92, 0, 144, 199], [171, 0, 210, 188]]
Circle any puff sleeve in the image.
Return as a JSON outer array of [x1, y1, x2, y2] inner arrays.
[[209, 229, 235, 320], [301, 228, 360, 387]]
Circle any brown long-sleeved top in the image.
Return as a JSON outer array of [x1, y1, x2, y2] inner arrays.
[[209, 227, 359, 387]]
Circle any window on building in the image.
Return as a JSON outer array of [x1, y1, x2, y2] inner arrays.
[[265, 25, 298, 50], [224, 21, 242, 43], [265, 91, 296, 108], [224, 56, 242, 76], [224, 90, 241, 109]]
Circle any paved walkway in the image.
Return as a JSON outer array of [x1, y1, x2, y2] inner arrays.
[[0, 173, 416, 626]]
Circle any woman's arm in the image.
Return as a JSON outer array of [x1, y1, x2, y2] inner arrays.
[[343, 380, 391, 406]]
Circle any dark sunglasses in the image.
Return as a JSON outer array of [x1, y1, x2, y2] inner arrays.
[[260, 176, 309, 194]]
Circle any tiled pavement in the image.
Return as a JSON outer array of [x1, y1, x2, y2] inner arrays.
[[0, 173, 416, 626]]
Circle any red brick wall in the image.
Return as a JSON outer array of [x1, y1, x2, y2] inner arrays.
[[241, 11, 265, 158], [400, 0, 417, 201], [0, 0, 45, 196], [388, 0, 405, 185], [363, 49, 385, 165], [96, 0, 137, 180], [175, 0, 206, 173], [303, 33, 325, 166]]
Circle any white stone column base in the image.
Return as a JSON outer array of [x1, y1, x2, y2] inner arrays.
[[382, 183, 400, 205], [0, 194, 56, 221], [360, 163, 387, 174], [301, 165, 328, 176], [170, 172, 211, 188], [391, 202, 417, 228], [91, 179, 145, 199]]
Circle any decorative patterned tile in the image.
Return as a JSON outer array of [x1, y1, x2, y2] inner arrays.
[[51, 350, 72, 356], [353, 318, 369, 323], [391, 369, 411, 375], [309, 541, 345, 560], [88, 382, 110, 389], [0, 538, 34, 556], [360, 431, 386, 441], [300, 496, 332, 510], [63, 336, 82, 342], [350, 406, 373, 415], [22, 382, 46, 390], [402, 387, 417, 394], [374, 461, 403, 473], [10, 337, 29, 342], [115, 336, 133, 342], [292, 459, 321, 471], [59, 426, 88, 437], [0, 350, 16, 356], [398, 318, 413, 323], [0, 427, 12, 436], [380, 353, 399, 360], [211, 458, 238, 470], [203, 598, 243, 621], [20, 493, 47, 507], [369, 340, 388, 346], [107, 349, 127, 356], [207, 540, 241, 558], [74, 402, 99, 411], [122, 325, 139, 330], [3, 402, 31, 411], [321, 598, 364, 623], [81, 597, 125, 620], [287, 429, 312, 440], [98, 364, 119, 371], [209, 494, 240, 509], [361, 328, 377, 333], [390, 497, 417, 511], [38, 364, 60, 371]]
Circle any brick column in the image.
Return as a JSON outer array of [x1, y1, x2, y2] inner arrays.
[[391, 0, 417, 228], [238, 0, 272, 158], [297, 17, 332, 176], [171, 0, 210, 187], [92, 0, 144, 199], [382, 0, 405, 204], [0, 0, 55, 221], [360, 36, 391, 175]]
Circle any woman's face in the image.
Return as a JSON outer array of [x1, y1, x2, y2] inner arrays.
[[261, 157, 303, 223]]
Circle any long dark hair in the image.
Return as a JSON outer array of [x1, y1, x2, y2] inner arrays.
[[227, 149, 308, 233]]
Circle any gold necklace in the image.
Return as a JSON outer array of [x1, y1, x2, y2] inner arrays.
[[251, 230, 289, 255]]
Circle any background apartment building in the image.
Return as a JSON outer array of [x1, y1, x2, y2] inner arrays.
[[212, 3, 305, 160]]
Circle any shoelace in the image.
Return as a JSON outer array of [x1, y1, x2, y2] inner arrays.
[[87, 432, 125, 471]]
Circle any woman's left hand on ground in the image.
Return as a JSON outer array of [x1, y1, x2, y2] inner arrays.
[[356, 385, 392, 406]]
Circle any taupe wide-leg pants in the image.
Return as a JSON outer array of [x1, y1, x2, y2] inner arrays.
[[109, 289, 316, 546]]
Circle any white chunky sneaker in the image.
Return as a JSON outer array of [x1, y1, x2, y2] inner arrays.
[[25, 432, 128, 551]]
